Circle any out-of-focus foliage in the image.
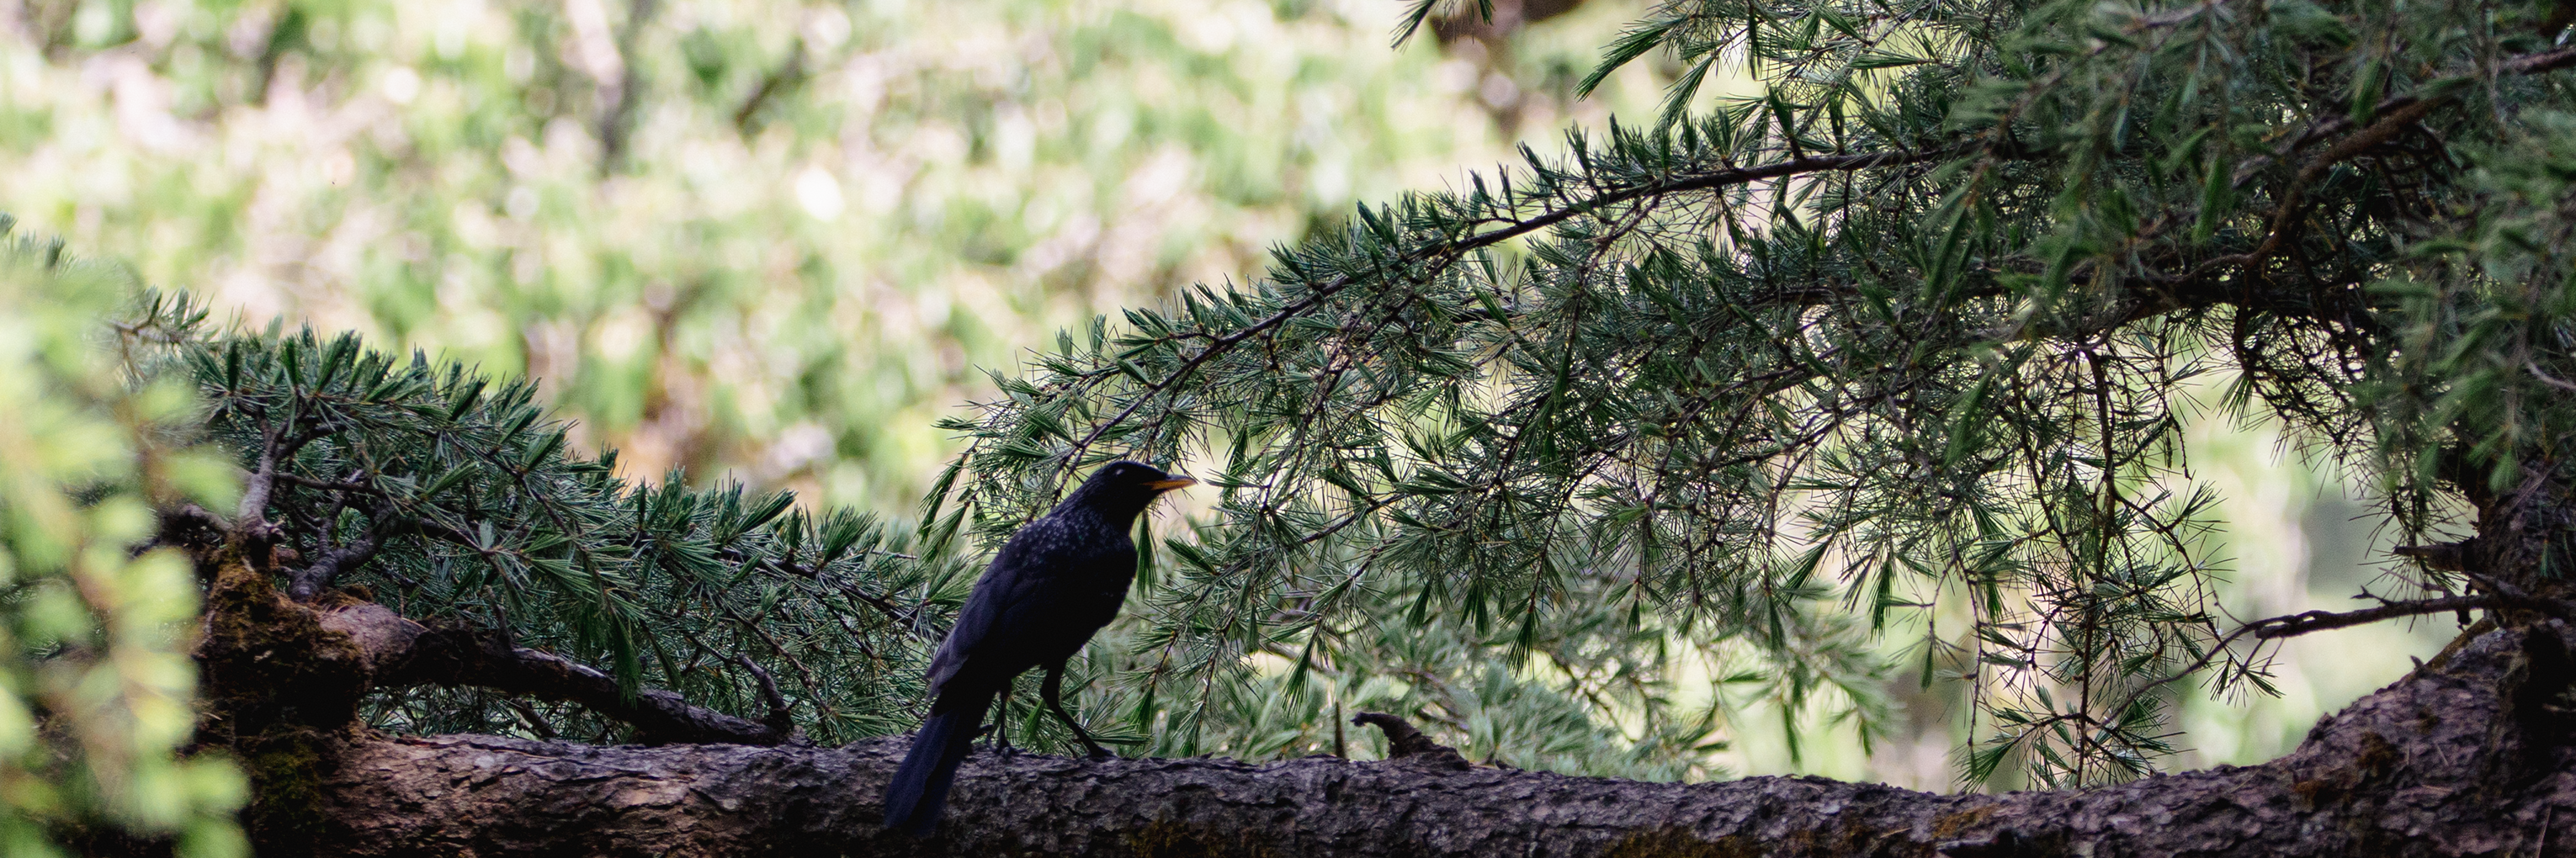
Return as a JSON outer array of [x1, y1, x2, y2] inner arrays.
[[0, 221, 244, 855], [0, 0, 1655, 513]]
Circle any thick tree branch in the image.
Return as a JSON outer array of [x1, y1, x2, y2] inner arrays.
[[202, 556, 792, 747], [1350, 711, 1469, 766], [287, 500, 399, 602], [321, 601, 794, 746], [300, 622, 2576, 856]]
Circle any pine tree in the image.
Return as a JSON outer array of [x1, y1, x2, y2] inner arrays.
[[20, 0, 2576, 850], [135, 293, 982, 749], [931, 0, 2576, 788], [118, 0, 2576, 796]]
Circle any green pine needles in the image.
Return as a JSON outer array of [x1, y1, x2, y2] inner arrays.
[[35, 0, 2576, 799], [132, 294, 979, 746], [932, 0, 2576, 787]]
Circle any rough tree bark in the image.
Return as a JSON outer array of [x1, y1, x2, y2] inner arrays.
[[189, 543, 2576, 858]]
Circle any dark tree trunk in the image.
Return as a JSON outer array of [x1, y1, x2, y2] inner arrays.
[[194, 553, 2576, 856]]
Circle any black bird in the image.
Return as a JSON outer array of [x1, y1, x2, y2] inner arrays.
[[880, 460, 1195, 835]]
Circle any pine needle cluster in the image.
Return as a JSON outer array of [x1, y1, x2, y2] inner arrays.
[[934, 0, 2576, 786], [33, 0, 2576, 792]]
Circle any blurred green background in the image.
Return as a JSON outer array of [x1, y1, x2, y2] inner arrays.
[[0, 0, 2451, 791]]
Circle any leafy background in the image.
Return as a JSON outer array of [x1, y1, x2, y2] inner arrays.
[[0, 236, 245, 856], [0, 0, 2453, 807]]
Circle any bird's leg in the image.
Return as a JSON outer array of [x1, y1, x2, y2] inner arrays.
[[1041, 662, 1116, 760], [981, 686, 1018, 756]]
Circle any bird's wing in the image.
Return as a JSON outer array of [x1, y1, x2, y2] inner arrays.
[[924, 516, 1108, 695]]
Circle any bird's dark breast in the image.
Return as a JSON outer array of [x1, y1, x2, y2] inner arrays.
[[1017, 547, 1135, 662]]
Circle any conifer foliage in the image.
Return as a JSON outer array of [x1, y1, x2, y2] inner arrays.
[[935, 0, 2576, 786], [150, 292, 978, 748], [15, 7, 2576, 843]]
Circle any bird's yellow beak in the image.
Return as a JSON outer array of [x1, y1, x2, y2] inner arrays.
[[1144, 475, 1198, 491]]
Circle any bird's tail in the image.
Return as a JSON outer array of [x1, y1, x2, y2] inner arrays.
[[881, 694, 989, 835]]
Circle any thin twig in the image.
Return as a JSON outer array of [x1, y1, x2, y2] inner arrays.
[[275, 473, 390, 495], [2249, 596, 2501, 639], [235, 416, 286, 543], [730, 654, 794, 734], [2108, 595, 2510, 723], [289, 500, 401, 601], [2529, 362, 2576, 393]]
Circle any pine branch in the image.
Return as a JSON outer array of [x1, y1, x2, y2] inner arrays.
[[2106, 594, 2554, 726], [364, 615, 797, 746], [1059, 144, 1965, 469], [287, 503, 397, 601]]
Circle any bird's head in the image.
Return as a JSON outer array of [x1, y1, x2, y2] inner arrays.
[[1057, 460, 1197, 522]]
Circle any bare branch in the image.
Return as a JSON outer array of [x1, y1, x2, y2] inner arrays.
[[288, 486, 404, 601], [288, 521, 390, 601], [233, 417, 287, 553], [2530, 362, 2576, 393], [2247, 596, 2500, 639], [2395, 540, 2476, 571], [339, 603, 794, 746], [2106, 593, 2531, 723], [731, 654, 794, 736], [275, 472, 390, 495], [1350, 712, 1469, 767]]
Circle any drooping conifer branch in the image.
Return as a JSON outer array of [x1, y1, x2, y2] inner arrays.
[[120, 297, 970, 749], [932, 0, 2576, 784]]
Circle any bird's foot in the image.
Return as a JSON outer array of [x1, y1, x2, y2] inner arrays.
[[975, 723, 1019, 757], [1082, 744, 1119, 761]]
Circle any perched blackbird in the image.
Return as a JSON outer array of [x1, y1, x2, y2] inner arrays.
[[880, 460, 1195, 835]]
